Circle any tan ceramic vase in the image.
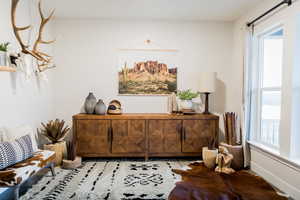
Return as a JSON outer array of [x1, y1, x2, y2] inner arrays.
[[202, 147, 218, 169]]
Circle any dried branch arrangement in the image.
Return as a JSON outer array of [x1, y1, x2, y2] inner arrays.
[[62, 140, 82, 169], [66, 141, 76, 161], [11, 0, 55, 72], [206, 136, 216, 150], [38, 119, 70, 144], [224, 112, 241, 145]]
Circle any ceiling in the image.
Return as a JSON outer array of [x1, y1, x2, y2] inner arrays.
[[44, 0, 264, 21]]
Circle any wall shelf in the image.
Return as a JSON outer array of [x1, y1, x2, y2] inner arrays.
[[0, 66, 17, 72]]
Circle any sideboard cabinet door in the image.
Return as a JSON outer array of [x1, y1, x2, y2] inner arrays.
[[76, 120, 110, 155], [149, 120, 182, 153], [111, 120, 146, 153], [182, 120, 216, 153]]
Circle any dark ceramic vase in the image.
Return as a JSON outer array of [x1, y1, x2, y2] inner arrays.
[[84, 92, 97, 114], [95, 99, 106, 115]]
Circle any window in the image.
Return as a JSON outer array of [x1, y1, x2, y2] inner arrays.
[[247, 9, 300, 167], [254, 27, 284, 148]]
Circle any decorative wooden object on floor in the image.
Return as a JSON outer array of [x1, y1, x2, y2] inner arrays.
[[44, 141, 67, 166], [73, 113, 219, 159], [222, 112, 244, 170], [169, 162, 288, 200], [223, 112, 240, 145], [220, 142, 244, 170], [215, 146, 235, 174]]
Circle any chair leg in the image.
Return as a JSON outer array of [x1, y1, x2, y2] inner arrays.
[[50, 162, 55, 177], [13, 185, 20, 200]]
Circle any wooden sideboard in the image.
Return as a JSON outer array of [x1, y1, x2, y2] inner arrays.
[[73, 113, 219, 159]]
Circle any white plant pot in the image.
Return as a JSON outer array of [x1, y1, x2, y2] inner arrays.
[[0, 52, 7, 66], [202, 147, 218, 169], [181, 100, 193, 110]]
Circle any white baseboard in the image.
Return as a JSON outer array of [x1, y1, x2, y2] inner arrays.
[[251, 160, 300, 199]]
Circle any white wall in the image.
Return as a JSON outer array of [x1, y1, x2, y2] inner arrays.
[[233, 0, 300, 198], [53, 19, 235, 122], [0, 0, 54, 130]]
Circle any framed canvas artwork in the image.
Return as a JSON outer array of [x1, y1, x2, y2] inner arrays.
[[118, 49, 178, 95]]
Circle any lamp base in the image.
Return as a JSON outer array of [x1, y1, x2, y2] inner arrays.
[[202, 111, 211, 115], [202, 92, 211, 115]]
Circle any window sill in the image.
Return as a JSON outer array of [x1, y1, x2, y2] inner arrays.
[[248, 140, 300, 172], [248, 140, 279, 155]]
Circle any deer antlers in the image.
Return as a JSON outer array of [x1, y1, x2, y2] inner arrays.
[[11, 0, 55, 72]]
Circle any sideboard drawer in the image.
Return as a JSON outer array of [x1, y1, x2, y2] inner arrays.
[[76, 120, 110, 155], [182, 120, 216, 153], [111, 120, 146, 153], [148, 120, 182, 153]]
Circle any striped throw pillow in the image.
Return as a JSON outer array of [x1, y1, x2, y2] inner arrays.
[[0, 135, 34, 170]]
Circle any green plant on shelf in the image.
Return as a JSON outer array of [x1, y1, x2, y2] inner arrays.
[[0, 42, 10, 52], [177, 89, 199, 100]]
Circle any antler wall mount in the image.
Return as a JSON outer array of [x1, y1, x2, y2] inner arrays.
[[11, 0, 55, 73]]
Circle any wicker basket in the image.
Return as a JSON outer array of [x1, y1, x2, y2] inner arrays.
[[44, 141, 67, 166]]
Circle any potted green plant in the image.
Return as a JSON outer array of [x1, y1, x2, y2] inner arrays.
[[177, 89, 199, 110], [38, 119, 70, 166], [202, 137, 218, 169], [0, 42, 10, 66]]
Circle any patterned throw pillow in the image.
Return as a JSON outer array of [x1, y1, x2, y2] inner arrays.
[[0, 135, 34, 170]]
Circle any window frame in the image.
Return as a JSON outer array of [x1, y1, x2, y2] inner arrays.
[[252, 25, 284, 149]]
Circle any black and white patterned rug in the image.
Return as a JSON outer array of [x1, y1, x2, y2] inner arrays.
[[20, 159, 192, 200]]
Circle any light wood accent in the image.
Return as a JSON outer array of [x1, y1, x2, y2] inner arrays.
[[73, 113, 219, 159], [0, 66, 17, 72]]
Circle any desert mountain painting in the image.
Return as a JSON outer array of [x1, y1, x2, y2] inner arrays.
[[119, 60, 177, 95]]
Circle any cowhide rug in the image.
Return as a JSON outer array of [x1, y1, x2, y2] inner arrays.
[[20, 159, 192, 200]]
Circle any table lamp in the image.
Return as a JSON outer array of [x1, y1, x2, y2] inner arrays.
[[198, 72, 216, 114]]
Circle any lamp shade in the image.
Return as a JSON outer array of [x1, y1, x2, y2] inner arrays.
[[198, 72, 216, 93]]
